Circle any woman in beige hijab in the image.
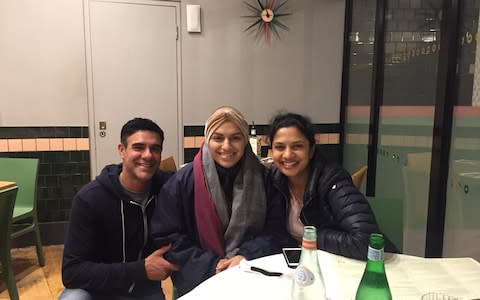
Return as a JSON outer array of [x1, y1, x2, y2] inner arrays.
[[151, 106, 279, 297]]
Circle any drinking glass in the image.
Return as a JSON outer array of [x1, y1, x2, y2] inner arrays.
[[421, 292, 459, 300]]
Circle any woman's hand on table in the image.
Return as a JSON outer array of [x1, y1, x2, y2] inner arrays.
[[215, 255, 246, 273]]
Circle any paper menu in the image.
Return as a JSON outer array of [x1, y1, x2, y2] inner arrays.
[[318, 250, 480, 300]]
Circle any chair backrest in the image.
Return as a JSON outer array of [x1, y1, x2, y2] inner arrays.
[[351, 165, 368, 190], [0, 158, 39, 211], [160, 156, 177, 172], [0, 186, 18, 254]]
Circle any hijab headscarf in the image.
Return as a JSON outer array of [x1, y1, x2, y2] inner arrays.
[[204, 106, 249, 143], [194, 106, 266, 257]]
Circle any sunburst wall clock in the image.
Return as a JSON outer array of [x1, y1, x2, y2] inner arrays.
[[243, 0, 291, 42]]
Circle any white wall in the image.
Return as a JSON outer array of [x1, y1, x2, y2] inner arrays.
[[0, 0, 88, 126], [180, 0, 346, 124], [0, 0, 345, 127]]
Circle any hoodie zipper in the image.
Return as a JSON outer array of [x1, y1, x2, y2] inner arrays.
[[129, 195, 154, 259], [122, 196, 154, 294]]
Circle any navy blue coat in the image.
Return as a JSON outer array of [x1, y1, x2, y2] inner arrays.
[[62, 164, 173, 297], [150, 162, 283, 297], [265, 152, 396, 260]]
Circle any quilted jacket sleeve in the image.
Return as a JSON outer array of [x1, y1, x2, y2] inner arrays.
[[316, 175, 380, 260]]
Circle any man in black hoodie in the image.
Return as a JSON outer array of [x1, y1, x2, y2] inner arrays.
[[60, 118, 178, 300]]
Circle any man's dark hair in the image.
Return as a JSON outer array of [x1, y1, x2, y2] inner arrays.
[[120, 117, 164, 148]]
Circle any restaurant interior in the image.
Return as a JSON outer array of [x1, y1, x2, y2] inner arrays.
[[1, 0, 480, 299]]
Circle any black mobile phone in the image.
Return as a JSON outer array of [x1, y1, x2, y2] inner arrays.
[[282, 247, 301, 268]]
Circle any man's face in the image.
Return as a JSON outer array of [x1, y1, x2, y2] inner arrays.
[[118, 130, 162, 188]]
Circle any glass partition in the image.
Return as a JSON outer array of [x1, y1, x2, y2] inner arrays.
[[443, 1, 480, 261], [343, 0, 443, 255], [377, 0, 442, 257], [344, 0, 480, 258], [343, 0, 374, 185]]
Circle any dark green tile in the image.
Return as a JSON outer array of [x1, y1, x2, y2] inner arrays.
[[184, 148, 198, 163], [184, 126, 204, 136]]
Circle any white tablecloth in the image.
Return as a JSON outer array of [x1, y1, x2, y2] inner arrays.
[[178, 250, 480, 300], [178, 254, 293, 300]]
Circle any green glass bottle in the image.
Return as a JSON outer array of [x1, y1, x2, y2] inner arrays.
[[291, 226, 327, 300], [355, 233, 392, 300]]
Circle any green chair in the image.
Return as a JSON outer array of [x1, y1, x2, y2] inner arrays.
[[0, 186, 20, 300], [0, 158, 45, 266]]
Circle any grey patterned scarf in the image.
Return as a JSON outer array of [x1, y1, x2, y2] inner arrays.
[[201, 143, 266, 257]]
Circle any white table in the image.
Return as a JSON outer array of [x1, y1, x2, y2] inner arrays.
[[178, 250, 480, 300]]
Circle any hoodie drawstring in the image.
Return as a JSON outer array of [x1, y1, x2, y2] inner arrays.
[[120, 200, 126, 263]]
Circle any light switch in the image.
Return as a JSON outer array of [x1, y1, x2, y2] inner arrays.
[[186, 4, 201, 33]]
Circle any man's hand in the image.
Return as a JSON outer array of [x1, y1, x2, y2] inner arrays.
[[144, 244, 179, 281], [215, 255, 245, 274]]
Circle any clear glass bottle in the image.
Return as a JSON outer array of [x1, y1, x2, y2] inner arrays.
[[291, 226, 327, 300], [355, 233, 392, 300]]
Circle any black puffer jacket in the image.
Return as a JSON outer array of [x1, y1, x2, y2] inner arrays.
[[266, 152, 393, 260]]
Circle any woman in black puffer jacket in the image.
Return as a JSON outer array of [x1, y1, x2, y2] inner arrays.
[[265, 112, 397, 260]]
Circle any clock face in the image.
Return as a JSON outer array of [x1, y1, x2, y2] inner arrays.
[[261, 9, 274, 23], [243, 0, 291, 42]]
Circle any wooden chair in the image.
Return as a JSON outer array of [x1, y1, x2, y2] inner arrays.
[[160, 156, 177, 172], [0, 186, 20, 300], [0, 158, 45, 266], [351, 165, 368, 190]]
